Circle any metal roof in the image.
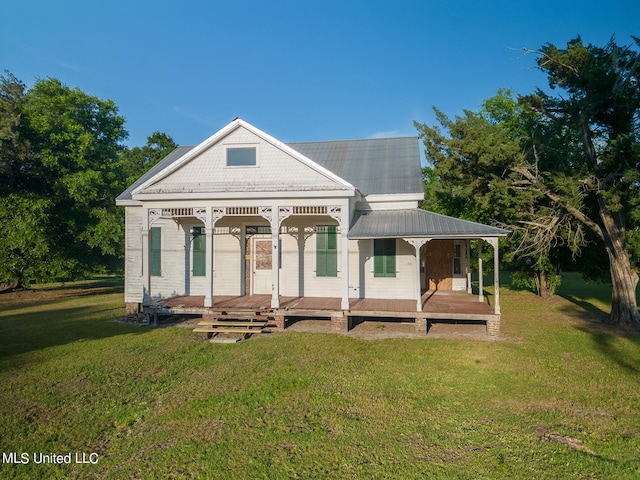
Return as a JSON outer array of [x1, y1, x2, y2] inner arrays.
[[287, 137, 423, 195], [348, 209, 510, 239], [117, 136, 423, 202]]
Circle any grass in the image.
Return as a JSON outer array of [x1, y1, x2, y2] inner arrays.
[[0, 274, 639, 479]]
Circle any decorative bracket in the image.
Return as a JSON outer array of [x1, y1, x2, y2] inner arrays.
[[286, 226, 316, 243], [328, 206, 342, 224], [403, 237, 431, 250], [211, 207, 225, 227], [194, 207, 208, 226], [148, 208, 162, 226], [278, 206, 293, 225], [481, 237, 499, 250], [258, 206, 273, 224]]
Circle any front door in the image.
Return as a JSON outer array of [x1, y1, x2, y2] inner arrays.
[[252, 238, 272, 294]]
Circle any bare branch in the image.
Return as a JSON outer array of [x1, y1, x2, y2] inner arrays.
[[518, 46, 581, 75], [509, 165, 606, 242]]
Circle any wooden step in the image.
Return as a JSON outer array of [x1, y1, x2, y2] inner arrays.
[[193, 327, 266, 334], [205, 311, 271, 317], [197, 321, 268, 327], [194, 314, 271, 341], [202, 315, 271, 322], [200, 317, 270, 322]]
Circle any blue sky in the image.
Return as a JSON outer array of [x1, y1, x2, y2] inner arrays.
[[2, 0, 638, 151]]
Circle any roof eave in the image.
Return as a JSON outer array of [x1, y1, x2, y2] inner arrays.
[[347, 208, 511, 239], [116, 199, 143, 207], [347, 232, 509, 240]]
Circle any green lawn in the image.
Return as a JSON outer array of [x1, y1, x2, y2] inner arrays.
[[0, 275, 638, 479]]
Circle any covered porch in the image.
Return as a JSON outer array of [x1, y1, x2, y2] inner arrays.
[[147, 289, 501, 336]]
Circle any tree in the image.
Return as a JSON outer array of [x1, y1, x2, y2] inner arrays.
[[0, 72, 180, 291], [120, 131, 177, 185], [0, 72, 30, 195], [415, 91, 578, 298], [518, 37, 640, 329], [0, 194, 58, 290], [417, 37, 640, 329], [0, 73, 128, 287]]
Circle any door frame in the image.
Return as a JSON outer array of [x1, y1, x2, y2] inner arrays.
[[244, 227, 283, 296]]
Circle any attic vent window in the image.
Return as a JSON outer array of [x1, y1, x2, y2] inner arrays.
[[227, 147, 256, 166]]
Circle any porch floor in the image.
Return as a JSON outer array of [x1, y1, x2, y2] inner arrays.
[[151, 290, 496, 320]]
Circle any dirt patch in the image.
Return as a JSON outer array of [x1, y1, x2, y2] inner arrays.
[[284, 318, 495, 341], [145, 316, 497, 341], [541, 433, 596, 455], [426, 321, 490, 339]]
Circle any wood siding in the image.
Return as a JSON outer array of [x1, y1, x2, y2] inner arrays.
[[124, 207, 143, 303], [282, 216, 342, 298], [141, 127, 346, 195], [125, 210, 431, 304], [350, 239, 415, 300], [148, 218, 187, 300]]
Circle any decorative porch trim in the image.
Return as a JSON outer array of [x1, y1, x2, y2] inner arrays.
[[146, 203, 348, 312], [207, 205, 342, 224], [328, 206, 342, 223], [148, 207, 208, 226], [278, 206, 294, 223]]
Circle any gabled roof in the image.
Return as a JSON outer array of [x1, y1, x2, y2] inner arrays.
[[288, 137, 423, 195], [348, 209, 510, 239], [123, 119, 354, 202], [116, 119, 423, 203]]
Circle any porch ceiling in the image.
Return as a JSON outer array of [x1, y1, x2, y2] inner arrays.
[[348, 209, 510, 239]]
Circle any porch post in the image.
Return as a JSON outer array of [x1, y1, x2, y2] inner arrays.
[[405, 238, 430, 312], [204, 224, 213, 307], [478, 240, 484, 303], [271, 205, 280, 308], [340, 218, 350, 310], [466, 240, 472, 294], [487, 237, 500, 314], [205, 208, 225, 308]]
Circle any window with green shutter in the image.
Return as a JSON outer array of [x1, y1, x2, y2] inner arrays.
[[374, 238, 396, 277], [150, 227, 162, 276], [316, 225, 337, 277], [192, 227, 206, 276]]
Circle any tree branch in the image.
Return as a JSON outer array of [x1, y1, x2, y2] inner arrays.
[[519, 46, 581, 75], [510, 165, 605, 241]]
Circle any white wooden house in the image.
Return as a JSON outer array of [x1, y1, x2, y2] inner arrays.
[[116, 119, 508, 335]]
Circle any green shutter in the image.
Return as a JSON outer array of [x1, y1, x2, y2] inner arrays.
[[326, 226, 337, 277], [374, 239, 396, 277], [192, 227, 205, 276], [150, 227, 161, 276], [316, 229, 327, 276], [385, 239, 396, 276], [374, 239, 385, 276], [316, 226, 337, 277]]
